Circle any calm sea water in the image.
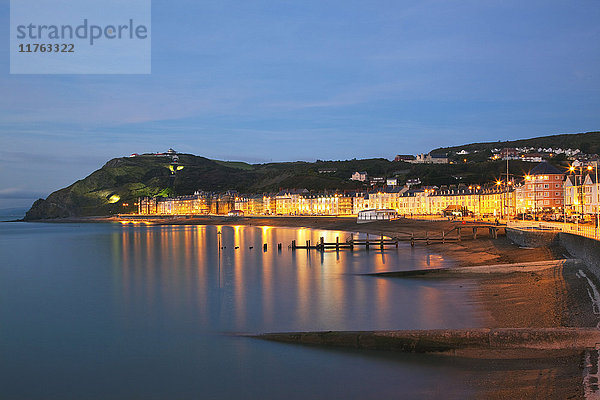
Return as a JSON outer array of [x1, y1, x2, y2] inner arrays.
[[0, 222, 491, 399]]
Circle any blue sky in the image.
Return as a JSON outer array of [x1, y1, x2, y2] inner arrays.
[[1, 0, 600, 208]]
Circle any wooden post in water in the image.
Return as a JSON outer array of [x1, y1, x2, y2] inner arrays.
[[292, 240, 296, 250], [473, 227, 477, 240], [306, 240, 310, 249], [263, 243, 267, 252], [336, 237, 340, 251], [442, 231, 445, 244], [366, 233, 370, 250], [411, 232, 414, 247], [277, 243, 282, 251], [320, 237, 324, 251], [380, 234, 384, 250]]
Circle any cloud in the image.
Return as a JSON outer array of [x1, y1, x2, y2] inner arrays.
[[0, 187, 47, 199]]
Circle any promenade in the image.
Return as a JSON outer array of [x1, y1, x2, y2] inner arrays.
[[507, 219, 600, 241]]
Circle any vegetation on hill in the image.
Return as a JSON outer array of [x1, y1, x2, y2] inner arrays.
[[432, 131, 600, 156], [25, 131, 598, 219], [24, 154, 572, 220]]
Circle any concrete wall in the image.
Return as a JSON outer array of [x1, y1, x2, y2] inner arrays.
[[506, 227, 600, 273], [506, 227, 560, 248], [559, 233, 600, 271]]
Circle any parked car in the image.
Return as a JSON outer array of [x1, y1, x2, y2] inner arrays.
[[516, 213, 533, 220], [566, 213, 585, 223]]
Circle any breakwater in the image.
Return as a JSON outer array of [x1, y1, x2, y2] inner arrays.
[[248, 328, 600, 359]]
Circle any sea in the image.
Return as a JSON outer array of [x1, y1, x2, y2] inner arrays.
[[0, 221, 494, 399]]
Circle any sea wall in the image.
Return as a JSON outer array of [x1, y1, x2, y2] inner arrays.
[[559, 233, 600, 272], [250, 328, 600, 358], [506, 227, 560, 248], [506, 227, 600, 273]]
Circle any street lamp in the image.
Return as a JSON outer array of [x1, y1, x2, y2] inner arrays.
[[507, 180, 513, 221], [495, 180, 503, 219], [569, 163, 585, 220], [587, 162, 599, 236], [525, 174, 537, 220]]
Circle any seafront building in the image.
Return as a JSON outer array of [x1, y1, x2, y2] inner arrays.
[[137, 161, 600, 220], [515, 162, 565, 215], [138, 186, 513, 218]]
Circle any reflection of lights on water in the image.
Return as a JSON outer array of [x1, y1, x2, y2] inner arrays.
[[114, 225, 466, 331], [118, 220, 153, 226]]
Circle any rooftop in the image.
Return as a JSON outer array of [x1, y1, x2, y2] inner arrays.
[[529, 162, 564, 176]]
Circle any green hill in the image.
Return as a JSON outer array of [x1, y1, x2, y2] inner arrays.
[[25, 149, 572, 220], [25, 154, 370, 219], [24, 131, 599, 220], [432, 131, 600, 156]]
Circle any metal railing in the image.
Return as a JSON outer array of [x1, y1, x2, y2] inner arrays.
[[507, 219, 600, 241]]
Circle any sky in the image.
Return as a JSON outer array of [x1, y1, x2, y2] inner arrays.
[[1, 0, 600, 209]]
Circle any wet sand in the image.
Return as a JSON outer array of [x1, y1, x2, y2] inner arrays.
[[471, 265, 595, 399]]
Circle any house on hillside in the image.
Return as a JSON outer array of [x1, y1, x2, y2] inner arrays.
[[500, 148, 519, 160], [394, 154, 416, 162], [521, 153, 544, 163], [351, 171, 368, 182], [406, 178, 421, 187], [410, 153, 449, 164]]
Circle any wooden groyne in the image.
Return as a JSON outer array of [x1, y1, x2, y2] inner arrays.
[[290, 225, 504, 251], [245, 328, 600, 359], [291, 234, 399, 250]]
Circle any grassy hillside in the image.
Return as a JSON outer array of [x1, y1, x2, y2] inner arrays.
[[432, 131, 600, 156], [25, 131, 598, 219], [25, 151, 572, 219]]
